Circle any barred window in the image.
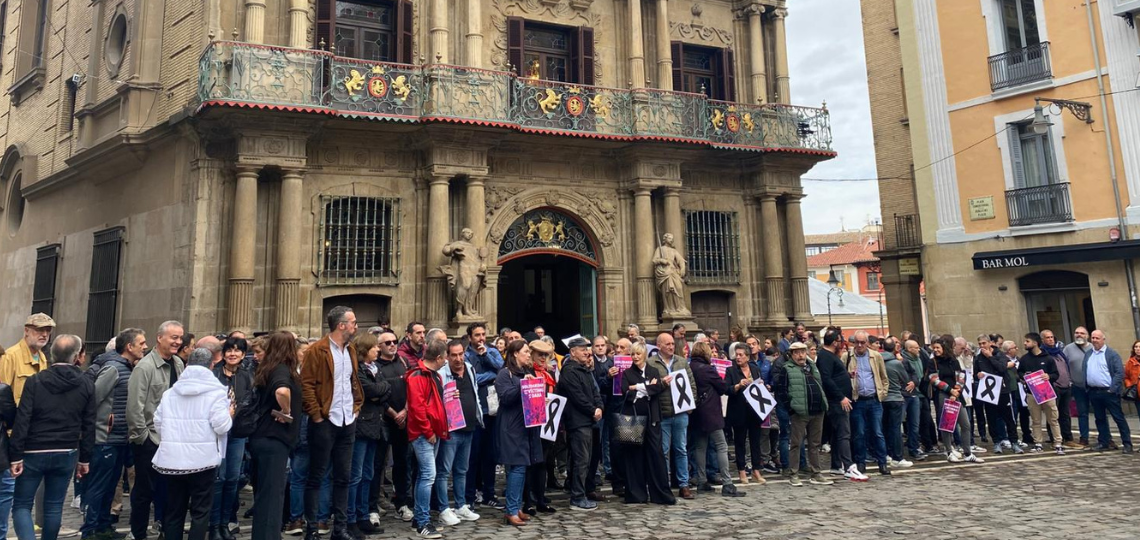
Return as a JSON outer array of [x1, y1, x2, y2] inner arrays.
[[31, 244, 60, 316], [318, 196, 401, 285], [684, 210, 740, 284], [85, 228, 124, 352]]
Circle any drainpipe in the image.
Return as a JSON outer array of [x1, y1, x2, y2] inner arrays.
[[1085, 0, 1140, 339]]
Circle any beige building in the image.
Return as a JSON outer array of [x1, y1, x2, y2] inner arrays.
[[0, 0, 834, 346]]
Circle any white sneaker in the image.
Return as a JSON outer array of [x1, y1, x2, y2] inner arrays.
[[369, 512, 382, 526], [821, 443, 831, 454], [844, 464, 868, 482], [398, 505, 414, 522], [970, 445, 988, 454], [826, 468, 845, 476], [947, 451, 963, 463], [965, 454, 984, 463], [889, 459, 913, 469], [1000, 439, 1013, 449], [438, 508, 460, 526], [454, 505, 480, 521]]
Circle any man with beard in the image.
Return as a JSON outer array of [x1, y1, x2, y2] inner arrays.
[[1062, 327, 1092, 446]]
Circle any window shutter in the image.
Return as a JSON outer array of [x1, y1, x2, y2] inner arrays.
[[397, 0, 414, 63], [671, 41, 684, 92], [1008, 126, 1027, 189], [316, 0, 336, 50], [722, 48, 736, 102], [508, 17, 525, 76], [577, 26, 595, 85]]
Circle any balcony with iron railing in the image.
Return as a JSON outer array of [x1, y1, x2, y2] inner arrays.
[[1005, 182, 1073, 227], [892, 213, 921, 249], [196, 41, 834, 154], [988, 42, 1052, 92]]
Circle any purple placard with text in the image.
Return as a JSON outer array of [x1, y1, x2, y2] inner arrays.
[[522, 378, 548, 428], [1025, 369, 1057, 405], [938, 399, 961, 432], [613, 356, 632, 396], [712, 358, 731, 379], [443, 381, 466, 432]]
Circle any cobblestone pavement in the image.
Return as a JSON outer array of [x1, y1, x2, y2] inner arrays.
[[26, 417, 1140, 540]]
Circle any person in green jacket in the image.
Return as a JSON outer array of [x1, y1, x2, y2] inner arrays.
[[775, 343, 831, 487]]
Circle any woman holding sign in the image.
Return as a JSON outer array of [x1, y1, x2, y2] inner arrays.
[[689, 343, 745, 497], [618, 342, 675, 505], [928, 340, 984, 464], [494, 340, 545, 527], [725, 343, 768, 485]]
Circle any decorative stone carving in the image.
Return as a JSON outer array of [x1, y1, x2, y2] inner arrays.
[[669, 22, 734, 45], [490, 0, 603, 82], [440, 228, 488, 317], [652, 233, 691, 318], [486, 186, 620, 265], [485, 184, 525, 222]]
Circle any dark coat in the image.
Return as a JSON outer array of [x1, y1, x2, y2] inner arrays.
[[10, 365, 96, 463], [494, 368, 544, 467], [357, 362, 392, 441], [690, 356, 729, 434], [0, 383, 15, 470], [555, 360, 602, 431], [619, 364, 665, 425], [724, 362, 761, 428]]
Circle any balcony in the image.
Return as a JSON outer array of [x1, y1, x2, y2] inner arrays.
[[1005, 182, 1073, 227], [988, 42, 1052, 92], [197, 41, 833, 154], [893, 213, 921, 249]]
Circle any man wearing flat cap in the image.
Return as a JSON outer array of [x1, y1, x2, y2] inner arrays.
[[2, 313, 57, 404], [555, 336, 603, 511]]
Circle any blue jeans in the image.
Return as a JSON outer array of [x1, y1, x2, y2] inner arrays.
[[0, 469, 16, 539], [81, 444, 130, 537], [659, 414, 690, 488], [776, 404, 792, 468], [348, 438, 376, 523], [434, 430, 473, 510], [503, 465, 526, 516], [883, 401, 905, 461], [850, 398, 887, 466], [598, 415, 611, 475], [410, 436, 438, 529], [14, 451, 77, 540], [1073, 385, 1091, 441], [211, 437, 246, 527], [289, 446, 331, 522], [904, 396, 922, 456]]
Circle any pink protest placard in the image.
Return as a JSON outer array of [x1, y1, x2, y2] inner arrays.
[[712, 358, 731, 379], [938, 399, 961, 432], [521, 378, 548, 428], [1024, 370, 1057, 405], [613, 356, 633, 396], [443, 381, 466, 432]]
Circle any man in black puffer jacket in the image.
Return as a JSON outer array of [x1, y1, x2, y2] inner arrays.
[[555, 337, 603, 512]]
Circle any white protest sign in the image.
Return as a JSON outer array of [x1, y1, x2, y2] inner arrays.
[[669, 369, 696, 414], [561, 334, 584, 348], [975, 372, 1002, 405], [540, 394, 568, 442], [1019, 383, 1028, 407], [743, 380, 777, 421]]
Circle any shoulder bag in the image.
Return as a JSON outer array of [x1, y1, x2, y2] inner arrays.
[[612, 392, 647, 446]]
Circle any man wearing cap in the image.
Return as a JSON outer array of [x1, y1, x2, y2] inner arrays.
[[2, 313, 56, 404], [555, 337, 603, 511]]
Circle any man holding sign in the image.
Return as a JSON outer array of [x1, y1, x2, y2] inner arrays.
[[435, 340, 483, 525], [646, 333, 696, 500], [974, 336, 1022, 455], [1017, 333, 1064, 455]]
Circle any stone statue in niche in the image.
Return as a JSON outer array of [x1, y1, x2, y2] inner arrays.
[[652, 233, 691, 317], [441, 228, 488, 317]]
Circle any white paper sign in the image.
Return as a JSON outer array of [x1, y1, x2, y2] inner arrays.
[[561, 334, 584, 348], [1019, 383, 1028, 407], [669, 369, 696, 414], [975, 372, 1002, 405], [743, 380, 776, 421], [540, 394, 568, 442]]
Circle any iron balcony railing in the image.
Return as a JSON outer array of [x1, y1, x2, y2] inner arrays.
[[197, 41, 833, 153], [1005, 182, 1073, 227], [988, 42, 1052, 92], [893, 213, 921, 249]]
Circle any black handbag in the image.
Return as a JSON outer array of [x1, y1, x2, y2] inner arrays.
[[613, 394, 647, 446], [1125, 384, 1139, 402]]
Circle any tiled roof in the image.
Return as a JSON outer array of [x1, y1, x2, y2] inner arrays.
[[806, 238, 880, 266], [805, 231, 864, 246]]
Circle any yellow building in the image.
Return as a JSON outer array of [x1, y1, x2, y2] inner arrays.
[[877, 0, 1140, 341]]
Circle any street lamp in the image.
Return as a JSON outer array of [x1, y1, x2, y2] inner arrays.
[[1031, 97, 1093, 135], [826, 268, 845, 326]]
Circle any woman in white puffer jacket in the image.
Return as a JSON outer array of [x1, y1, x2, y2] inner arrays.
[[153, 348, 235, 540]]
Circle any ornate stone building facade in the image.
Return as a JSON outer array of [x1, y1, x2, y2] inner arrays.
[[0, 0, 832, 344]]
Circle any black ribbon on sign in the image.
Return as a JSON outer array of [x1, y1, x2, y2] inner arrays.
[[543, 399, 561, 437], [675, 374, 693, 408], [747, 384, 772, 415], [980, 374, 998, 401]]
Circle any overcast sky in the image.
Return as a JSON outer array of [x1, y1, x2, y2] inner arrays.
[[787, 0, 881, 235]]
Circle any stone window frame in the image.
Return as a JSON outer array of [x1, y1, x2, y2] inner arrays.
[[8, 0, 52, 103], [104, 7, 130, 80], [316, 195, 402, 286], [0, 145, 36, 238]]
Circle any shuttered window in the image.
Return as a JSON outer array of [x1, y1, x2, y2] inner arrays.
[[671, 42, 735, 101], [507, 17, 594, 85], [85, 228, 124, 352], [1008, 121, 1056, 188], [684, 211, 741, 284], [318, 196, 401, 285], [319, 0, 414, 63], [31, 244, 60, 316]]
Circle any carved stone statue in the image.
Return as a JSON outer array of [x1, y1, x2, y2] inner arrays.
[[440, 228, 487, 317], [652, 233, 691, 317]]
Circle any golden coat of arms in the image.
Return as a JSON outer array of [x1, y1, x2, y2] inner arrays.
[[525, 216, 566, 243]]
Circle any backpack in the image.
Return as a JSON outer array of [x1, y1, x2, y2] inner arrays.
[[229, 384, 263, 439]]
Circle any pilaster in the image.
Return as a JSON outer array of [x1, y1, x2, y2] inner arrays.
[[772, 8, 790, 102]]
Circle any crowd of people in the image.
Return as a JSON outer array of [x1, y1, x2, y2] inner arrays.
[[0, 311, 1136, 540]]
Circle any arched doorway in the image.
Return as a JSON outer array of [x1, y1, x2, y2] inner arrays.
[[1019, 270, 1095, 336], [322, 294, 391, 331], [496, 208, 599, 340]]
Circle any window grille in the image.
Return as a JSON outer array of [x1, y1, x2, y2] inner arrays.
[[317, 196, 401, 285], [85, 228, 124, 352], [31, 244, 60, 316], [684, 210, 740, 284]]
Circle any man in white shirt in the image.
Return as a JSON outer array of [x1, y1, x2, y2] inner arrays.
[[1083, 330, 1133, 454]]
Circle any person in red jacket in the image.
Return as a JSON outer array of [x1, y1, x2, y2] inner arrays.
[[405, 339, 448, 538]]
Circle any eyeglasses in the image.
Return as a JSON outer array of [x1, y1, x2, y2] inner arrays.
[[381, 340, 398, 345], [854, 340, 868, 345]]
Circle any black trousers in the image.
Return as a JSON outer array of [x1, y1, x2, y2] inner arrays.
[[973, 399, 988, 440], [919, 398, 938, 450], [622, 423, 674, 504], [306, 420, 355, 526], [826, 405, 853, 470], [1018, 401, 1034, 444], [606, 415, 627, 492], [586, 425, 603, 493], [130, 440, 163, 539], [372, 421, 408, 509], [1055, 386, 1073, 442], [162, 468, 216, 540], [985, 398, 1018, 443], [566, 427, 592, 501], [250, 437, 290, 540], [732, 423, 763, 470], [523, 461, 547, 508]]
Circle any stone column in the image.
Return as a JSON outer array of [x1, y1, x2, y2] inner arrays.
[[655, 0, 672, 90], [633, 187, 657, 328], [772, 8, 790, 102], [744, 198, 765, 328], [784, 194, 812, 322], [288, 0, 309, 48], [228, 168, 259, 333], [431, 0, 449, 63], [466, 0, 483, 67], [746, 4, 768, 103], [465, 176, 486, 246], [426, 176, 451, 327], [759, 194, 785, 322], [244, 0, 266, 44], [629, 0, 646, 88], [662, 187, 684, 259], [275, 170, 303, 332]]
